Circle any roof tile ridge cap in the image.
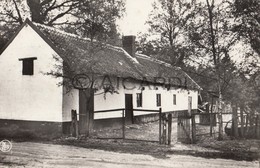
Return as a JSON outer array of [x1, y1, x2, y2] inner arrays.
[[33, 22, 92, 43]]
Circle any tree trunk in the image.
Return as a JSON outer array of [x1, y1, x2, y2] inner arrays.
[[232, 104, 239, 138], [240, 105, 244, 138], [191, 114, 196, 143], [245, 114, 249, 137], [27, 0, 44, 23], [210, 97, 214, 136], [168, 114, 172, 145], [206, 0, 223, 140], [218, 94, 223, 140], [209, 101, 214, 136], [86, 89, 94, 136], [79, 89, 94, 136], [256, 114, 259, 139], [249, 112, 254, 137]]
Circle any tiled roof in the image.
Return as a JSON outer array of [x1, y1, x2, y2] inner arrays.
[[33, 22, 143, 80], [25, 20, 201, 90], [135, 53, 201, 90]]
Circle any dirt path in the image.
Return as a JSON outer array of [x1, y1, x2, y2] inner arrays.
[[0, 142, 258, 168]]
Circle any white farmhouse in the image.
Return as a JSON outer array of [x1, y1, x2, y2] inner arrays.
[[0, 19, 201, 136]]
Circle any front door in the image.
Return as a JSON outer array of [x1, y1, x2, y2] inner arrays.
[[125, 94, 133, 124]]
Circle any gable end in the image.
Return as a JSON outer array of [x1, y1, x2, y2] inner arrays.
[[0, 19, 62, 59]]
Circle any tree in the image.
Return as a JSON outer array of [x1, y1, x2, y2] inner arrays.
[[0, 0, 79, 50], [186, 0, 260, 140], [139, 0, 197, 66], [224, 65, 260, 138], [138, 0, 259, 140], [62, 0, 125, 44], [186, 0, 241, 140], [0, 0, 79, 25], [0, 0, 125, 50], [232, 0, 260, 55]]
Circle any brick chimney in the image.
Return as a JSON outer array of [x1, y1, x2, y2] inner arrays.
[[122, 35, 136, 57]]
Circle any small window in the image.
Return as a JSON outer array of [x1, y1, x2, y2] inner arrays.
[[19, 57, 37, 75], [156, 94, 161, 107], [136, 93, 142, 107], [173, 94, 176, 105]]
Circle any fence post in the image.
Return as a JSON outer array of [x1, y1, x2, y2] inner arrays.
[[245, 114, 249, 137], [256, 114, 259, 139], [232, 104, 239, 138], [240, 105, 244, 138], [122, 109, 125, 139], [159, 108, 162, 144], [191, 114, 196, 143], [208, 104, 213, 136], [71, 110, 79, 138], [168, 113, 172, 145], [210, 113, 213, 136], [162, 113, 167, 144]]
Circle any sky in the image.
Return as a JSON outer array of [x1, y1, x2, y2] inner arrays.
[[117, 0, 155, 35]]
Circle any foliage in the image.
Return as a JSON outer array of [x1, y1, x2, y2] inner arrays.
[[138, 0, 198, 66], [187, 0, 260, 110], [0, 0, 79, 25], [232, 0, 260, 55], [138, 0, 260, 140], [0, 0, 125, 50], [62, 0, 125, 44]]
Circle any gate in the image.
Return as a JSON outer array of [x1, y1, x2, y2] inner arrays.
[[177, 111, 192, 143]]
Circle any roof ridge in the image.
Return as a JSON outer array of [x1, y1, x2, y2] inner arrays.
[[34, 22, 140, 65], [136, 53, 202, 90], [136, 53, 181, 70], [33, 22, 93, 44]]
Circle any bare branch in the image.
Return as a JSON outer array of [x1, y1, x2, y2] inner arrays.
[[12, 0, 23, 25]]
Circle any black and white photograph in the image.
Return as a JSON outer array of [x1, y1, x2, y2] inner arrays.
[[0, 0, 259, 167]]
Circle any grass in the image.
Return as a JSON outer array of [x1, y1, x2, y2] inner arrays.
[[0, 120, 258, 161], [54, 121, 259, 161]]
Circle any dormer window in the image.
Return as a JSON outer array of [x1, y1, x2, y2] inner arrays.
[[19, 57, 37, 75]]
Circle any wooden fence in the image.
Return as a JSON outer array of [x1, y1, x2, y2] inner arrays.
[[71, 108, 166, 143]]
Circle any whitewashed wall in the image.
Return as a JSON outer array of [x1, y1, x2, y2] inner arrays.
[[94, 77, 125, 119], [93, 78, 198, 119], [0, 24, 63, 122]]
